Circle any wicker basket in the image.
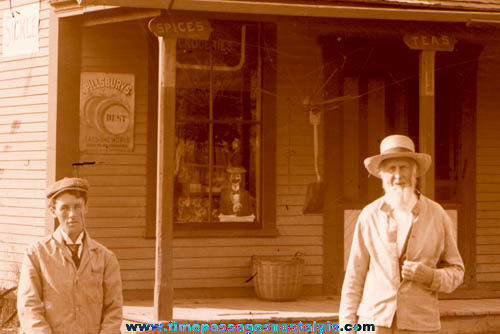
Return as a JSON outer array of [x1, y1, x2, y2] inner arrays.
[[252, 254, 304, 301]]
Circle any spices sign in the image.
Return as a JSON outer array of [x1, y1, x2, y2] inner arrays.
[[79, 72, 135, 152], [148, 16, 212, 40], [2, 3, 39, 57]]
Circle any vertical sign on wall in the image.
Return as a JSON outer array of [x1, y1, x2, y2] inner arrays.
[[80, 72, 135, 152], [2, 3, 40, 57]]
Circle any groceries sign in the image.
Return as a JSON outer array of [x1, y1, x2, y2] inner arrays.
[[148, 16, 212, 40]]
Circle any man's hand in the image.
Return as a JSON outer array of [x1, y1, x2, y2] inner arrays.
[[402, 261, 434, 285]]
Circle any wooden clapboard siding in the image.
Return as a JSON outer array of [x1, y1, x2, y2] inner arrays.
[[0, 242, 29, 254], [120, 265, 324, 283], [116, 256, 325, 271], [264, 21, 324, 288], [0, 216, 46, 226], [0, 233, 42, 245], [0, 76, 48, 90], [0, 224, 45, 236], [122, 274, 324, 290], [79, 21, 151, 291], [0, 197, 45, 208], [80, 20, 325, 293], [111, 245, 322, 260], [173, 255, 323, 268], [0, 0, 51, 288], [0, 67, 48, 82], [0, 142, 48, 152], [475, 44, 500, 282]]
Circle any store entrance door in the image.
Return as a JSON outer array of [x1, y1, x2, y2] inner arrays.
[[319, 35, 479, 294]]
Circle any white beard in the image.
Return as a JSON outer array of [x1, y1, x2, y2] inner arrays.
[[384, 184, 416, 212]]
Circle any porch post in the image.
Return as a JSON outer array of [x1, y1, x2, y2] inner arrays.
[[148, 16, 211, 320], [154, 36, 176, 321], [404, 34, 456, 200], [418, 50, 436, 199]]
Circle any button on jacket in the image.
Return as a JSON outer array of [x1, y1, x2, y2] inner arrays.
[[17, 227, 123, 334], [339, 195, 464, 331]]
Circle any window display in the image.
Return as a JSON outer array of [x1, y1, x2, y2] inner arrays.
[[174, 21, 261, 224]]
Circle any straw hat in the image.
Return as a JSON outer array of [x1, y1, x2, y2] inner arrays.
[[364, 135, 431, 178]]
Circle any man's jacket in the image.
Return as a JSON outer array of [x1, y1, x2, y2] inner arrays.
[[339, 195, 464, 331], [17, 227, 123, 334]]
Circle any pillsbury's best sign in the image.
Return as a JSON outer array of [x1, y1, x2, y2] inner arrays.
[[2, 3, 39, 57], [80, 73, 135, 152]]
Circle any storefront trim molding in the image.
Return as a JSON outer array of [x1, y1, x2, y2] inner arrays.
[[52, 0, 500, 23]]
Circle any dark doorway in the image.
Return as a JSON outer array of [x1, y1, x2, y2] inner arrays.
[[319, 34, 479, 293]]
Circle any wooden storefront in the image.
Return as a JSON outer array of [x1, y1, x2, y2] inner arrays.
[[2, 0, 500, 320]]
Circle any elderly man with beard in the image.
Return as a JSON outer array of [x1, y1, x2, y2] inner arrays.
[[339, 135, 464, 333]]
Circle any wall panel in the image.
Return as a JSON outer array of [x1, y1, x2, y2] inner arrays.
[[476, 44, 500, 282], [0, 0, 50, 288]]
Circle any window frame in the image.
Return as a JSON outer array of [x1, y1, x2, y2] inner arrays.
[[145, 21, 277, 238]]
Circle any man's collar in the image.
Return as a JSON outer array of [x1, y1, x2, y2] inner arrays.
[[53, 226, 98, 249], [379, 190, 421, 217], [60, 229, 84, 245]]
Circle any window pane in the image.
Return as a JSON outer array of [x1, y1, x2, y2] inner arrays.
[[176, 86, 210, 121], [174, 124, 212, 223]]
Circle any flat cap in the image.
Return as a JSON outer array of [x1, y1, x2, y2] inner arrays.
[[46, 177, 89, 200]]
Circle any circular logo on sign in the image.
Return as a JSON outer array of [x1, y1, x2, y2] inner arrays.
[[103, 104, 130, 135], [83, 96, 106, 128], [84, 95, 131, 135]]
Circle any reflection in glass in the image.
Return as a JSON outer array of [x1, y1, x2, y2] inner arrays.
[[174, 21, 261, 224]]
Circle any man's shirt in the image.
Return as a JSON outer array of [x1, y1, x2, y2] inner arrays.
[[339, 195, 464, 331], [60, 230, 84, 258], [381, 201, 415, 257]]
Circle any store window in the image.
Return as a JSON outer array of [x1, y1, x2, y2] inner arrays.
[[172, 21, 275, 230]]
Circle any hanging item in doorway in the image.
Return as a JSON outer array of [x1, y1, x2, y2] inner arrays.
[[303, 109, 326, 214], [79, 72, 135, 152]]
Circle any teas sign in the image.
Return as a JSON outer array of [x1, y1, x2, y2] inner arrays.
[[2, 3, 39, 57], [148, 16, 212, 40], [80, 73, 135, 153], [404, 34, 456, 51]]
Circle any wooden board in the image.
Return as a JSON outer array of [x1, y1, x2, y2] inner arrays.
[[0, 85, 48, 97], [0, 224, 45, 236], [0, 76, 48, 90], [122, 275, 323, 290], [0, 67, 48, 81], [0, 207, 45, 217], [0, 198, 46, 208], [0, 216, 46, 226]]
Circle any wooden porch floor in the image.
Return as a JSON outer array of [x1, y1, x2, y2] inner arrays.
[[122, 296, 500, 333]]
